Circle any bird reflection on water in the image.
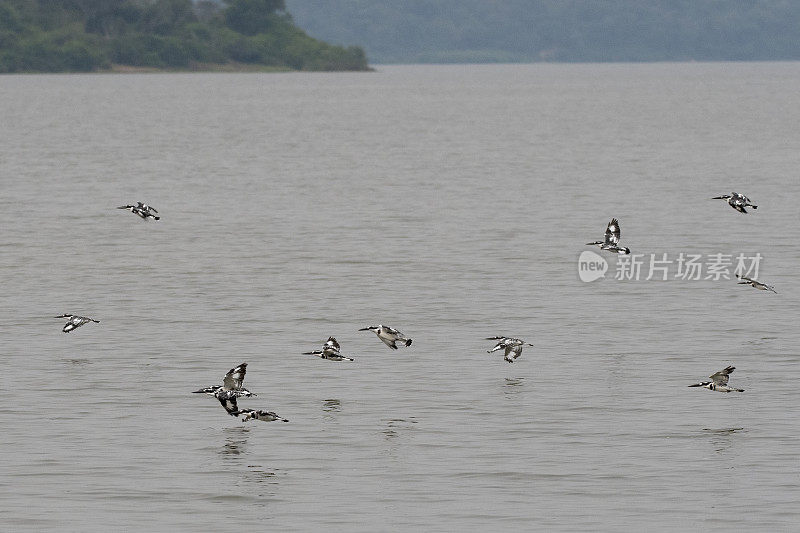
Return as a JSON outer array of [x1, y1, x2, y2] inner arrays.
[[220, 426, 250, 457], [503, 377, 526, 400], [323, 399, 341, 412], [504, 377, 525, 388], [64, 358, 92, 366], [382, 417, 417, 440], [703, 427, 746, 454], [217, 427, 280, 495]]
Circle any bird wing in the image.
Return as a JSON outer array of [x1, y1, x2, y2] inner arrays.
[[504, 344, 523, 362], [737, 276, 754, 284], [222, 363, 247, 390], [605, 218, 621, 245], [383, 326, 402, 336], [488, 339, 508, 352], [379, 336, 398, 349], [325, 337, 340, 352], [710, 366, 734, 386], [218, 393, 239, 416]]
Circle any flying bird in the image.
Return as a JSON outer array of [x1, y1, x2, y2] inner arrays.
[[238, 409, 289, 422], [688, 366, 744, 393], [55, 314, 99, 333], [117, 202, 160, 220], [193, 363, 288, 422], [486, 337, 533, 363], [736, 274, 776, 293], [586, 218, 631, 254], [359, 325, 413, 350], [486, 336, 533, 353], [193, 362, 256, 398], [712, 192, 757, 214], [303, 336, 354, 361]]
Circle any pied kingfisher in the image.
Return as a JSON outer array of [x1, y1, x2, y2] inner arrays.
[[118, 202, 160, 220], [486, 336, 533, 363], [712, 192, 757, 214], [303, 336, 354, 361], [688, 366, 744, 393], [736, 274, 777, 293], [193, 362, 257, 399], [55, 314, 99, 333], [359, 325, 412, 350], [586, 218, 631, 254], [238, 410, 288, 423], [193, 363, 287, 422]]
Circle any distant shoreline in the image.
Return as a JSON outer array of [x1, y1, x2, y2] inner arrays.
[[1, 62, 375, 75]]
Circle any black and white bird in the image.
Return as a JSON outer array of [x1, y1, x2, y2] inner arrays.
[[586, 218, 631, 254], [688, 366, 744, 393], [193, 363, 288, 422], [117, 202, 160, 220], [55, 314, 99, 333], [193, 362, 256, 402], [712, 192, 757, 214], [359, 325, 413, 350], [486, 336, 533, 363], [736, 274, 777, 293], [502, 344, 524, 363], [303, 336, 354, 361], [486, 336, 534, 354], [238, 409, 289, 423]]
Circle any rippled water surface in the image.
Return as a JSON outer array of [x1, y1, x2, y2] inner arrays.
[[1, 64, 799, 531]]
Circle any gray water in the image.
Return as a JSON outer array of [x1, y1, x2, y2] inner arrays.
[[1, 63, 799, 531]]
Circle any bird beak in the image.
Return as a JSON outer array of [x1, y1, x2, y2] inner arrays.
[[687, 383, 702, 387], [711, 196, 725, 199], [191, 389, 206, 394], [358, 327, 370, 331]]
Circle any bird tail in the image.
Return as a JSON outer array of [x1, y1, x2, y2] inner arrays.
[[405, 339, 412, 346]]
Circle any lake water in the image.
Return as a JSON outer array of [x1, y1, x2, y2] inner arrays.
[[1, 63, 799, 531]]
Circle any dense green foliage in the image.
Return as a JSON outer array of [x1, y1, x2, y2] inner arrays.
[[0, 0, 369, 72], [285, 0, 800, 63]]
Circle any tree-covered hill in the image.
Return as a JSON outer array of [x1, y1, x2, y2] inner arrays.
[[0, 0, 370, 72], [285, 0, 800, 63]]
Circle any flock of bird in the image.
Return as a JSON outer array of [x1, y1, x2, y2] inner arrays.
[[55, 192, 771, 423], [583, 190, 776, 395]]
